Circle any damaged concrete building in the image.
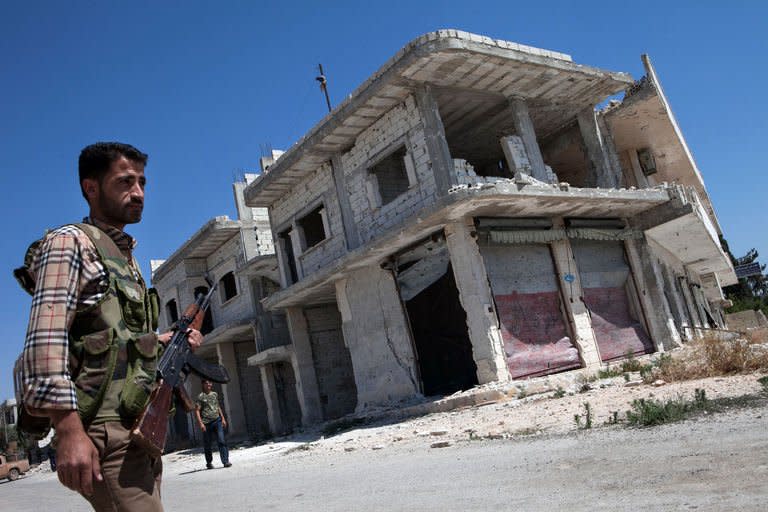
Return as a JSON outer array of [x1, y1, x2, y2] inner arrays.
[[238, 30, 736, 421], [153, 30, 737, 439]]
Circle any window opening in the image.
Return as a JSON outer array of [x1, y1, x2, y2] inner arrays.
[[165, 299, 179, 324], [220, 272, 238, 302], [298, 206, 327, 249], [370, 146, 410, 205], [193, 286, 214, 335]]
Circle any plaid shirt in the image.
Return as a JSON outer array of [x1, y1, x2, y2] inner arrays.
[[22, 217, 138, 413]]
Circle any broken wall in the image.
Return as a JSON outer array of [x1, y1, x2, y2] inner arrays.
[[340, 95, 439, 243], [336, 267, 420, 408]]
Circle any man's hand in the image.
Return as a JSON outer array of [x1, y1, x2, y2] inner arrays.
[[157, 328, 203, 351], [199, 423, 207, 433], [222, 417, 228, 430], [186, 328, 203, 351], [49, 410, 102, 496]]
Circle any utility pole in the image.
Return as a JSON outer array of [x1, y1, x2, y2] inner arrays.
[[316, 64, 332, 113]]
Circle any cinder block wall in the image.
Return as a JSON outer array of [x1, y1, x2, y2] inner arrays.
[[153, 261, 189, 332], [206, 236, 251, 326], [269, 162, 346, 277], [340, 95, 438, 243], [303, 304, 357, 419], [252, 209, 275, 256]]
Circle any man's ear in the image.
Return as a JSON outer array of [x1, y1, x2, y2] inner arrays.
[[82, 178, 98, 201]]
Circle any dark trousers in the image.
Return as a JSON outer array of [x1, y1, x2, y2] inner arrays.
[[203, 417, 229, 465]]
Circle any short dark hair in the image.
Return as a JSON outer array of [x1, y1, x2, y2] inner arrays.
[[78, 142, 148, 199]]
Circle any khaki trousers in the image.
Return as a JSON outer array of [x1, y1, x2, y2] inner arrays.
[[83, 420, 163, 512]]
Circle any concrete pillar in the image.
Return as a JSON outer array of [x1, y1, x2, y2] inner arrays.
[[597, 115, 625, 188], [414, 85, 457, 194], [335, 268, 420, 410], [500, 135, 532, 176], [576, 107, 621, 189], [259, 365, 282, 435], [549, 235, 603, 369], [330, 155, 361, 251], [662, 266, 693, 341], [285, 307, 323, 424], [624, 239, 682, 350], [508, 98, 549, 182], [275, 235, 290, 288], [215, 342, 247, 435], [288, 227, 303, 279], [443, 221, 510, 384], [679, 274, 703, 334]]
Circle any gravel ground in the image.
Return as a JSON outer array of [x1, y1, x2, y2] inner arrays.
[[25, 372, 767, 474], [13, 372, 767, 511], [287, 372, 767, 454]]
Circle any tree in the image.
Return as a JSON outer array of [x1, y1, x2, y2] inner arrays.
[[720, 237, 768, 315]]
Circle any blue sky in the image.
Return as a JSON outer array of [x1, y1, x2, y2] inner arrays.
[[1, 1, 766, 400]]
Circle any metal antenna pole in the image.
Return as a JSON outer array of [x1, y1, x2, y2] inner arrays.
[[316, 64, 332, 113]]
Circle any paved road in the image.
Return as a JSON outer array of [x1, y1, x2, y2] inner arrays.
[[2, 404, 766, 511]]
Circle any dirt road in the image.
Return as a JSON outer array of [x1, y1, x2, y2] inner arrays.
[[5, 374, 767, 511]]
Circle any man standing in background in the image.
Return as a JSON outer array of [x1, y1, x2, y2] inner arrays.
[[195, 379, 231, 469]]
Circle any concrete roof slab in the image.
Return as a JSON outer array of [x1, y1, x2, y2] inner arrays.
[[244, 30, 635, 208]]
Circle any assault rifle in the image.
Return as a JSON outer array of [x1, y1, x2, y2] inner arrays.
[[131, 280, 230, 457]]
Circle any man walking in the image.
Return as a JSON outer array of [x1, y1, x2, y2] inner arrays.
[[17, 142, 203, 511], [195, 379, 231, 469]]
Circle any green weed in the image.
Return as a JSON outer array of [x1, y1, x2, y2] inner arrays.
[[626, 389, 708, 427]]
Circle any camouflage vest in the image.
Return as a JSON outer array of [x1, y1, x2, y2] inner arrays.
[[68, 224, 160, 425], [15, 223, 161, 427]]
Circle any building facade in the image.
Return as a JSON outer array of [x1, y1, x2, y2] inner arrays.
[[151, 173, 301, 444], [239, 30, 736, 423]]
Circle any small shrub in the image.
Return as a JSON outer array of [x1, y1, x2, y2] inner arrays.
[[620, 352, 645, 372], [758, 375, 768, 393], [626, 389, 708, 427], [640, 333, 768, 384], [552, 386, 566, 399], [597, 367, 623, 379]]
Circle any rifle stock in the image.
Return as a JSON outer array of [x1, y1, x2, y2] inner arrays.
[[131, 381, 174, 458]]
